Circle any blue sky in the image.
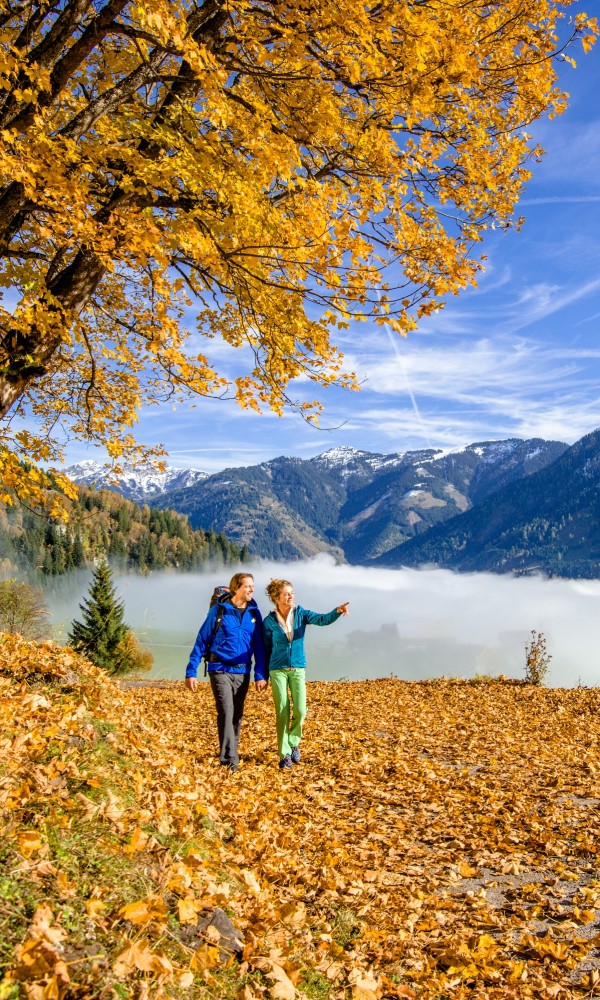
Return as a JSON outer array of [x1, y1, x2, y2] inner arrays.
[[68, 39, 600, 475]]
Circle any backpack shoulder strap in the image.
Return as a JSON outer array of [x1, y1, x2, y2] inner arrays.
[[204, 603, 226, 677], [213, 604, 225, 634]]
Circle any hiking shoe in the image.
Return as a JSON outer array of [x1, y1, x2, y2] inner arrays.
[[290, 745, 301, 764], [279, 755, 293, 770]]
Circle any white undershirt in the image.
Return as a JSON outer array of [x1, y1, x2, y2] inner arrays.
[[276, 607, 294, 641]]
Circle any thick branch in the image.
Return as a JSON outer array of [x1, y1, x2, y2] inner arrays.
[[12, 2, 62, 51], [2, 0, 131, 131], [0, 0, 229, 245], [60, 47, 167, 140], [0, 0, 91, 129], [0, 248, 106, 419]]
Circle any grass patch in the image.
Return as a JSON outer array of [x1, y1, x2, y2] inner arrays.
[[331, 906, 362, 949], [209, 963, 266, 999], [299, 966, 332, 997]]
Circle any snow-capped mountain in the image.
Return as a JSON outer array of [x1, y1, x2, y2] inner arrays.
[[56, 431, 600, 575], [64, 460, 208, 503], [148, 436, 568, 563], [312, 445, 436, 479], [382, 427, 600, 576]]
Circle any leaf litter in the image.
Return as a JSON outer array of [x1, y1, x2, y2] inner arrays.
[[2, 632, 600, 998]]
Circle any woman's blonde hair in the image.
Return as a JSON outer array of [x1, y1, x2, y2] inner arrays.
[[229, 572, 254, 594], [265, 578, 292, 604]]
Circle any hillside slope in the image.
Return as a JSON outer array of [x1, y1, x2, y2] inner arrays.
[[379, 428, 600, 577], [0, 484, 243, 578], [3, 637, 600, 998]]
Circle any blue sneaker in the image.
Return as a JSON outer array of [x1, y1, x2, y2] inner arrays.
[[279, 754, 293, 770], [290, 745, 301, 764]]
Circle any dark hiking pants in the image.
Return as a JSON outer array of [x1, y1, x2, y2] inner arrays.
[[209, 671, 250, 767]]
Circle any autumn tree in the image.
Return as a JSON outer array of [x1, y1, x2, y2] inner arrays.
[[0, 578, 50, 640], [0, 0, 596, 511]]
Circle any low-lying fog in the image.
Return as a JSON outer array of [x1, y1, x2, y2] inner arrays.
[[45, 556, 600, 687]]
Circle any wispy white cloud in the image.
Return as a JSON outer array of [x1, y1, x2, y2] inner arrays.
[[507, 276, 600, 332], [346, 339, 580, 398], [530, 119, 600, 188], [521, 196, 600, 205], [334, 332, 600, 447]]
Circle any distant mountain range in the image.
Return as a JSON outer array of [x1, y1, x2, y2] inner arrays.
[[63, 461, 208, 504], [379, 427, 600, 578], [65, 435, 576, 569]]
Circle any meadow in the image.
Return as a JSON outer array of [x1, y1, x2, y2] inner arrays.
[[2, 633, 600, 999]]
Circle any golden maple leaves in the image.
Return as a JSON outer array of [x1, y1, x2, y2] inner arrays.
[[4, 634, 600, 997], [0, 2, 598, 509]]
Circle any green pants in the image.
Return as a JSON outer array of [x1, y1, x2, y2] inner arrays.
[[270, 668, 307, 758]]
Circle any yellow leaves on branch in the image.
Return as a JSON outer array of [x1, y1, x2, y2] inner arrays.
[[0, 1, 597, 504]]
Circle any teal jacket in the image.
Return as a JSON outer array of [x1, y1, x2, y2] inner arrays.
[[263, 605, 341, 673]]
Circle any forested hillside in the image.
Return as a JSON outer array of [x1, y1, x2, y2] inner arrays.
[[0, 486, 245, 578], [380, 428, 600, 577], [150, 439, 566, 562]]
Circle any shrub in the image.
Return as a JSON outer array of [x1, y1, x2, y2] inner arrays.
[[524, 630, 552, 686], [0, 579, 50, 640], [113, 630, 153, 676]]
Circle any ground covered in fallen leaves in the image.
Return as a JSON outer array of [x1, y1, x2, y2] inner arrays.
[[2, 634, 600, 1000]]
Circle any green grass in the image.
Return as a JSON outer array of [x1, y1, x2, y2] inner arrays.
[[331, 906, 362, 949], [0, 875, 40, 974], [299, 966, 332, 998]]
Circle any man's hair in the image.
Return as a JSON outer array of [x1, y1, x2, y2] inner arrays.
[[229, 572, 254, 594], [265, 578, 292, 604]]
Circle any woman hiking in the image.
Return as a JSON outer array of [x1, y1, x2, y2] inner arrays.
[[263, 579, 348, 770]]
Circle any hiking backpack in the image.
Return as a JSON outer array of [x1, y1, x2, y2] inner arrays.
[[203, 586, 230, 675]]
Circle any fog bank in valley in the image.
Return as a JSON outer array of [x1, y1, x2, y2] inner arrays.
[[44, 556, 600, 688]]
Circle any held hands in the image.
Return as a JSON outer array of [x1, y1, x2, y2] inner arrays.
[[336, 602, 350, 616], [187, 677, 267, 693]]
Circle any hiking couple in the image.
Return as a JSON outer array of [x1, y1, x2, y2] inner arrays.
[[185, 572, 349, 772]]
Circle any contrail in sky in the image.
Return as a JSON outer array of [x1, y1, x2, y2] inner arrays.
[[377, 292, 434, 449]]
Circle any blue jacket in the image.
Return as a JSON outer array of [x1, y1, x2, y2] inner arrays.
[[185, 597, 266, 680], [263, 605, 341, 672]]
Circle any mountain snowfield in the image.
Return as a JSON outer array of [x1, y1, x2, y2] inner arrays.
[[63, 460, 208, 503]]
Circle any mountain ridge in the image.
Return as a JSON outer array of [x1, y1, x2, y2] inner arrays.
[[376, 427, 600, 578], [65, 437, 569, 565], [63, 460, 208, 503]]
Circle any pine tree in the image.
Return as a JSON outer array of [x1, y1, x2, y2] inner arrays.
[[68, 561, 128, 673]]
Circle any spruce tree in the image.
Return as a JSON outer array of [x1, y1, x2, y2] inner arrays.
[[68, 561, 128, 672]]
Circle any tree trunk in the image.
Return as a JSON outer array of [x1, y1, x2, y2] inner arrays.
[[0, 248, 106, 419]]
